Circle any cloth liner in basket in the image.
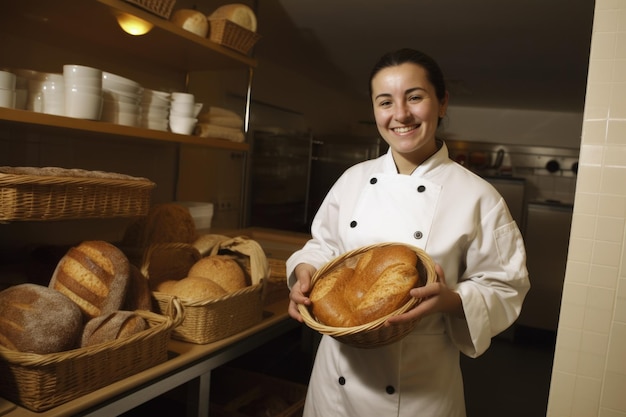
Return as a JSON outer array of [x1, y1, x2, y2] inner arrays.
[[0, 298, 183, 412], [145, 235, 270, 344], [298, 242, 438, 349]]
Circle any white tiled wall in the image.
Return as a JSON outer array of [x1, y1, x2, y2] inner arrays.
[[547, 1, 626, 416]]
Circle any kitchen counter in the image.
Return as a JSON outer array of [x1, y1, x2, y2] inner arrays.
[[0, 298, 298, 417]]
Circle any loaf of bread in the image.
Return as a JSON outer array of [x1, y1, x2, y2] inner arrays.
[[187, 255, 247, 293], [122, 203, 197, 249], [81, 310, 148, 347], [157, 276, 227, 302], [0, 283, 83, 353], [310, 245, 421, 327], [49, 240, 130, 320], [123, 264, 153, 312], [208, 4, 257, 32]]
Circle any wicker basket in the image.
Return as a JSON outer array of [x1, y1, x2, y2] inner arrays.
[[123, 0, 176, 19], [0, 299, 183, 412], [143, 242, 266, 344], [262, 258, 289, 306], [208, 19, 261, 54], [0, 167, 155, 222], [297, 242, 437, 349]]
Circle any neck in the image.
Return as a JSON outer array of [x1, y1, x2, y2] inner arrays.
[[393, 140, 439, 175]]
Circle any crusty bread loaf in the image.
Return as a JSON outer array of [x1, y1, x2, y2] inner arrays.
[[145, 244, 201, 291], [121, 203, 197, 249], [158, 276, 227, 302], [123, 264, 153, 312], [0, 283, 83, 353], [49, 240, 130, 320], [309, 267, 355, 327], [209, 4, 257, 32], [187, 255, 247, 293], [309, 245, 421, 327], [81, 310, 148, 347]]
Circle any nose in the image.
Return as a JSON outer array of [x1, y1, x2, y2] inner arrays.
[[394, 103, 411, 122]]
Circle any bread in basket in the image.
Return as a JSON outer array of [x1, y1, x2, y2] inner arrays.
[[297, 242, 437, 349]]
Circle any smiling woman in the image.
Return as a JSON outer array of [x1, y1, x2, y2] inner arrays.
[[286, 48, 530, 417]]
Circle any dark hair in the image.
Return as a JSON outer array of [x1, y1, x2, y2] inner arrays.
[[368, 48, 447, 102]]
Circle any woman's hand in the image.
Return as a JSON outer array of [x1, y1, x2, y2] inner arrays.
[[385, 264, 464, 326], [288, 263, 317, 322]]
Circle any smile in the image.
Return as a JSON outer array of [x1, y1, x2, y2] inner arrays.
[[392, 125, 419, 134]]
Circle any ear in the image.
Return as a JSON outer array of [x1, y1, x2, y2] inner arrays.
[[439, 91, 450, 118]]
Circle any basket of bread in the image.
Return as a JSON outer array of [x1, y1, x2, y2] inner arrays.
[[207, 4, 261, 54], [297, 242, 437, 349], [0, 240, 183, 412], [143, 234, 269, 344]]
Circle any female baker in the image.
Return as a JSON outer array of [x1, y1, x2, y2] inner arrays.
[[286, 48, 530, 417]]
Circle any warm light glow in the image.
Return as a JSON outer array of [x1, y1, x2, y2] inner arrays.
[[115, 12, 153, 36]]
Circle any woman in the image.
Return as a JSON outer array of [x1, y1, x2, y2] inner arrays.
[[286, 48, 530, 416]]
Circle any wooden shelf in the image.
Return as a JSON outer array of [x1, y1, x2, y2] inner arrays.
[[0, 108, 249, 151], [1, 0, 257, 72]]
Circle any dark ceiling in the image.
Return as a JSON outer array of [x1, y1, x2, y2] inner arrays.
[[255, 0, 596, 113]]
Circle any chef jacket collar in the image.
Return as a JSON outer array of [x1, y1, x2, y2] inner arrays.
[[383, 138, 449, 177]]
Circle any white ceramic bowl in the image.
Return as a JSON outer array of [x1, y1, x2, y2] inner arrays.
[[103, 98, 140, 114], [169, 101, 195, 117], [141, 118, 169, 131], [0, 71, 16, 90], [64, 64, 102, 79], [103, 76, 142, 96], [15, 88, 27, 109], [103, 89, 141, 105], [0, 89, 16, 108], [169, 115, 197, 135], [142, 107, 169, 119], [65, 90, 102, 120], [65, 84, 102, 96], [170, 91, 194, 103]]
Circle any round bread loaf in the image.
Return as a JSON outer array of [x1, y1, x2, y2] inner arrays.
[[187, 255, 247, 293], [81, 310, 148, 347], [209, 4, 257, 32], [0, 283, 83, 353], [49, 240, 131, 320], [309, 245, 421, 327], [159, 276, 227, 301]]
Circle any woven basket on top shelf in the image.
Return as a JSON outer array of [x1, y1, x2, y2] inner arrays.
[[298, 242, 437, 349], [0, 299, 183, 412], [142, 241, 267, 344], [209, 19, 261, 54], [0, 167, 155, 222], [123, 0, 176, 19]]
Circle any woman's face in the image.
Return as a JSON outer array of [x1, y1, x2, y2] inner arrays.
[[371, 62, 448, 170]]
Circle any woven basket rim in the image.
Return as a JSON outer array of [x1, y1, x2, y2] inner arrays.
[[297, 242, 437, 341], [153, 281, 262, 307], [0, 299, 182, 365], [0, 172, 156, 188]]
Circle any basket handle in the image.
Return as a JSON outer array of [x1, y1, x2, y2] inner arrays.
[[165, 296, 185, 327]]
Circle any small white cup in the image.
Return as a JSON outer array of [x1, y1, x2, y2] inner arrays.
[[170, 101, 195, 117], [0, 71, 16, 90], [0, 89, 16, 108], [171, 91, 194, 102], [169, 114, 197, 135]]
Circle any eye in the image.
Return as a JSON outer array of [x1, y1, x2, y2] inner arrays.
[[377, 99, 392, 108], [408, 94, 423, 102]]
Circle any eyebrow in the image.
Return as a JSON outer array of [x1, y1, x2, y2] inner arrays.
[[374, 87, 427, 101]]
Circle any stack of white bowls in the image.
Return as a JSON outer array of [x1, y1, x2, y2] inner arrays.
[[0, 70, 16, 109], [169, 92, 202, 135], [28, 72, 65, 116], [63, 64, 103, 120], [140, 89, 170, 131], [101, 71, 143, 127]]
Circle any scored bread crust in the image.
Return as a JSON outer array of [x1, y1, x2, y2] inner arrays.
[[310, 245, 421, 327], [49, 241, 130, 319], [81, 310, 148, 347]]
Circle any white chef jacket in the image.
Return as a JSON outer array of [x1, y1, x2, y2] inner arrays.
[[286, 140, 530, 417]]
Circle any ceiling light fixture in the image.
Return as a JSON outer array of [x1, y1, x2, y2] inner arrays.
[[115, 12, 153, 36]]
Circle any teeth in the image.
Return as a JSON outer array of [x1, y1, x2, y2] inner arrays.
[[393, 126, 415, 133]]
